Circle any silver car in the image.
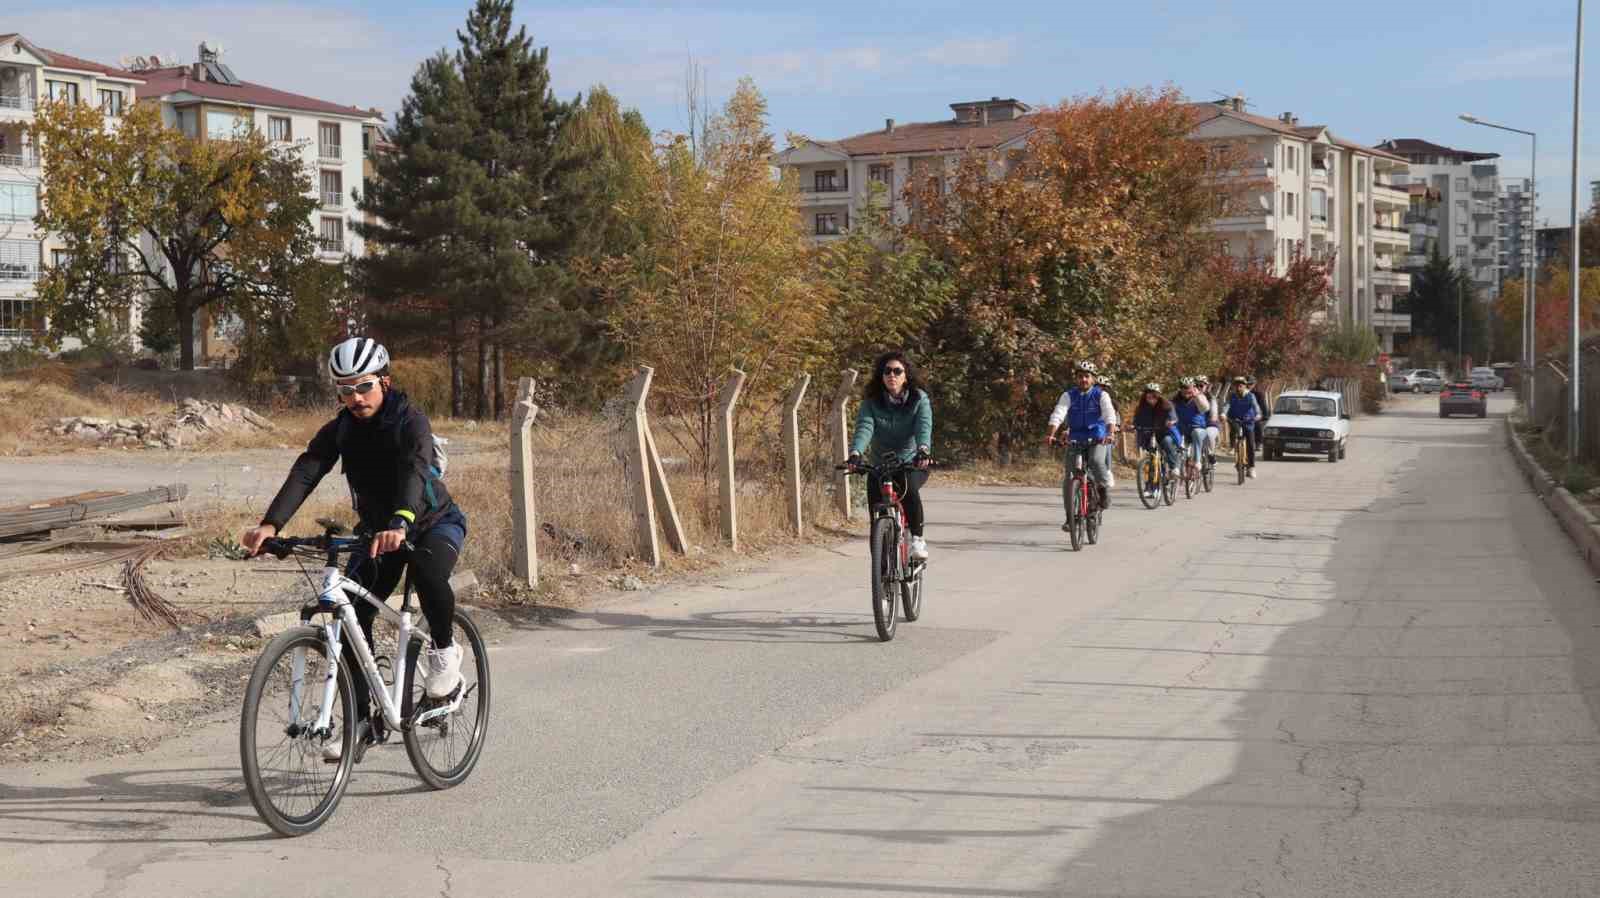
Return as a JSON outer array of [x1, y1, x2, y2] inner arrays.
[[1392, 369, 1445, 393], [1469, 367, 1504, 392]]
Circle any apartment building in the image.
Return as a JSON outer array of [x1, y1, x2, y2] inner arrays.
[[1498, 177, 1535, 283], [1188, 98, 1413, 353], [0, 34, 144, 345], [773, 97, 1035, 241], [1373, 139, 1502, 304]]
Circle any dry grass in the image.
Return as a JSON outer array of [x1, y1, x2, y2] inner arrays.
[[0, 368, 169, 456]]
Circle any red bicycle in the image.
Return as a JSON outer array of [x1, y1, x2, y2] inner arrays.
[[1051, 436, 1107, 551], [840, 452, 928, 641]]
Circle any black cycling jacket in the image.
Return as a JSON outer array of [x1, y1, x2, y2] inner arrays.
[[261, 390, 453, 534]]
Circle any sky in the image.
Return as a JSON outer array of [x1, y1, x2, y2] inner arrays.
[[9, 0, 1600, 223]]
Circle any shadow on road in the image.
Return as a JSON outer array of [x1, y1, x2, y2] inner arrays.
[[499, 605, 885, 645]]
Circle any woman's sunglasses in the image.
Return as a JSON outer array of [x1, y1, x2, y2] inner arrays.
[[336, 379, 380, 397], [883, 366, 906, 376]]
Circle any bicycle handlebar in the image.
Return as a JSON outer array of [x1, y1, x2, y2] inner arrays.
[[835, 453, 935, 475], [255, 534, 414, 561]]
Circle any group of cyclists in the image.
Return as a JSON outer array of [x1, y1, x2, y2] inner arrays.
[[247, 340, 1268, 763]]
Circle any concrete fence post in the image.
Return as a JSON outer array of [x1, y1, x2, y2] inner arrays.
[[510, 376, 540, 588], [717, 369, 746, 549], [622, 366, 662, 567], [782, 373, 811, 536], [829, 370, 858, 519]]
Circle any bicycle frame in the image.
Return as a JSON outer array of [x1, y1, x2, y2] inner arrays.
[[298, 566, 459, 738]]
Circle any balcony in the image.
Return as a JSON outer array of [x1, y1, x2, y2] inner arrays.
[[0, 261, 39, 284], [318, 144, 342, 162], [799, 181, 850, 205], [1372, 310, 1412, 333], [1472, 180, 1496, 195], [0, 94, 32, 114], [321, 191, 344, 210], [1370, 267, 1411, 291], [1370, 223, 1410, 246], [0, 149, 38, 169], [1371, 181, 1408, 207], [316, 237, 345, 255], [1212, 214, 1276, 234]]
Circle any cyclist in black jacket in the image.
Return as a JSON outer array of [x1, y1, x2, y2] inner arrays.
[[241, 337, 467, 761], [1246, 375, 1270, 453]]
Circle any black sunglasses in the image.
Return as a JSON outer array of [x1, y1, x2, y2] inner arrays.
[[883, 366, 906, 376], [336, 379, 380, 397]]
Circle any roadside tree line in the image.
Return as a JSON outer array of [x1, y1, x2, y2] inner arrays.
[[29, 0, 1362, 463]]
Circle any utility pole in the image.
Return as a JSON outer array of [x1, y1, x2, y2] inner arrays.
[[1570, 0, 1585, 459]]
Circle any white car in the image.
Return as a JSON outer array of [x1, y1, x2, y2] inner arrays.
[[1469, 367, 1504, 392], [1261, 390, 1350, 463]]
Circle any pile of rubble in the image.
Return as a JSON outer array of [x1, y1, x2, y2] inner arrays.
[[46, 399, 274, 449]]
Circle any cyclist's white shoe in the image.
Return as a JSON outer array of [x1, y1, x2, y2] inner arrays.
[[424, 643, 463, 699], [322, 720, 371, 763], [1247, 468, 1257, 479], [910, 537, 929, 560]]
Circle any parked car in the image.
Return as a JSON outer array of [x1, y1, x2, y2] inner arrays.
[[1391, 369, 1446, 393], [1469, 366, 1504, 392], [1439, 382, 1487, 418], [1262, 390, 1350, 463]]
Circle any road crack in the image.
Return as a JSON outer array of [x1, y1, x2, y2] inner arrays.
[[435, 849, 454, 898]]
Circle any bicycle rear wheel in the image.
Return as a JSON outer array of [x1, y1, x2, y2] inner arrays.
[[869, 516, 899, 641], [1202, 461, 1215, 493], [403, 609, 492, 790], [1161, 461, 1176, 506], [901, 561, 924, 621], [1086, 497, 1100, 545], [1183, 464, 1196, 499], [1137, 454, 1159, 509], [240, 627, 356, 837]]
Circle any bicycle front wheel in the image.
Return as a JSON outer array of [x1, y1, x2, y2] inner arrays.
[[240, 626, 356, 837], [1068, 479, 1084, 551], [1183, 464, 1196, 499], [1161, 462, 1176, 506], [869, 516, 899, 641], [1202, 461, 1215, 493], [404, 610, 492, 789], [1137, 454, 1159, 509]]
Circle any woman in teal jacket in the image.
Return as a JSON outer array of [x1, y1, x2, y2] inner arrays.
[[848, 351, 934, 560]]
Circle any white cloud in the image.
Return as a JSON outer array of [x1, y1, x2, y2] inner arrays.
[[918, 37, 1017, 67], [1448, 45, 1570, 84]]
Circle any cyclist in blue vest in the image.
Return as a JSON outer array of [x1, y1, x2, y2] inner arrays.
[[1226, 375, 1263, 478], [1171, 377, 1212, 476], [1044, 360, 1120, 520]]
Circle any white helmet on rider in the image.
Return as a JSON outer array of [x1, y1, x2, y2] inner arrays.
[[1073, 360, 1098, 375], [328, 337, 390, 380]]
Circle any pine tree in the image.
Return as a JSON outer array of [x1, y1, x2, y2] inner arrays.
[[1408, 249, 1488, 369], [454, 0, 580, 418], [354, 51, 482, 417]]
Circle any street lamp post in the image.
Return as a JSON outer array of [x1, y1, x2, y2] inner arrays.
[[1570, 0, 1585, 460], [1459, 114, 1536, 419]]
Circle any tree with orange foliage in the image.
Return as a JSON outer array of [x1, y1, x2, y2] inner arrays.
[[903, 87, 1232, 457]]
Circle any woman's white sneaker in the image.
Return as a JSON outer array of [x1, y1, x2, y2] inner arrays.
[[424, 644, 463, 698]]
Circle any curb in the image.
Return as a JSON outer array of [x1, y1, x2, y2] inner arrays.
[[1504, 418, 1600, 578]]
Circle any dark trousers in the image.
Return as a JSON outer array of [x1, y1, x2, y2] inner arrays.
[[341, 510, 466, 722], [867, 469, 928, 536]]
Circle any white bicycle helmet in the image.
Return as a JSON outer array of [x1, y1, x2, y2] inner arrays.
[[1073, 360, 1098, 374], [1178, 376, 1196, 388], [328, 337, 390, 379], [1144, 382, 1162, 393]]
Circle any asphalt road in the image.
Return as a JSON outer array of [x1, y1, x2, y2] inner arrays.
[[5, 392, 1599, 897]]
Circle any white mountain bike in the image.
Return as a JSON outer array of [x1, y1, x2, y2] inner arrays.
[[239, 523, 490, 836]]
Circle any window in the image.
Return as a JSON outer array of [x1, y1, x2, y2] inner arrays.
[[1457, 222, 1468, 236], [318, 122, 341, 160], [1455, 199, 1468, 214], [1455, 245, 1467, 258], [0, 240, 39, 282], [268, 116, 292, 142], [174, 108, 197, 137], [0, 182, 38, 220], [318, 217, 344, 253], [815, 212, 840, 236], [1285, 192, 1296, 217], [45, 80, 78, 104], [206, 109, 246, 139], [1284, 145, 1295, 171], [50, 249, 69, 268], [868, 163, 893, 189], [1357, 203, 1365, 233], [97, 89, 123, 116], [1356, 159, 1365, 189], [814, 170, 843, 192], [1456, 177, 1468, 191], [1310, 190, 1327, 223], [320, 170, 343, 208]]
